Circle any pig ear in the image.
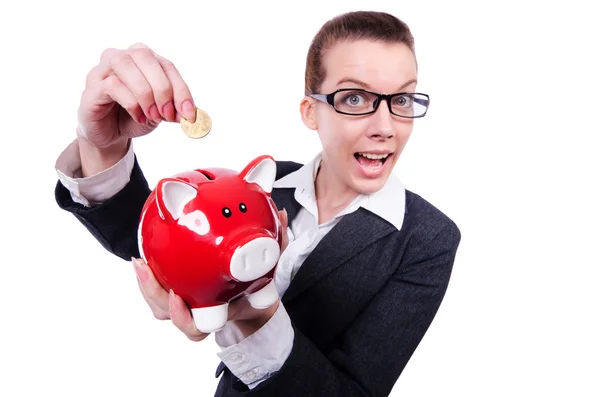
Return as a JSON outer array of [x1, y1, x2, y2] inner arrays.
[[240, 156, 277, 193], [156, 178, 198, 223]]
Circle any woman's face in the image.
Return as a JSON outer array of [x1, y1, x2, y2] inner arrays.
[[301, 39, 418, 195]]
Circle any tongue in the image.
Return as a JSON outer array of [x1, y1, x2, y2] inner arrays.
[[357, 155, 381, 168]]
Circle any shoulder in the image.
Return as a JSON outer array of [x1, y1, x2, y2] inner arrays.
[[275, 160, 303, 181], [400, 189, 462, 253], [404, 190, 458, 231]]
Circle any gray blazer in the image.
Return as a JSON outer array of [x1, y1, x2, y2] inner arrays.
[[55, 156, 461, 397]]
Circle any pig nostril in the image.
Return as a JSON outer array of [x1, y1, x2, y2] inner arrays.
[[262, 248, 268, 262]]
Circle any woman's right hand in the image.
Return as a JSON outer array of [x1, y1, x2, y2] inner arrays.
[[77, 43, 197, 150]]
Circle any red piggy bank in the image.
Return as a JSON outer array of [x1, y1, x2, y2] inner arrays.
[[137, 155, 283, 332]]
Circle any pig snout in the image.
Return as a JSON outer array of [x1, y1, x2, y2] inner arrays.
[[230, 237, 280, 282]]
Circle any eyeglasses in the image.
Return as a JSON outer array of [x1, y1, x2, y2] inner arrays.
[[310, 88, 430, 118]]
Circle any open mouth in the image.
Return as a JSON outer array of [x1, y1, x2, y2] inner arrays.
[[354, 152, 392, 169]]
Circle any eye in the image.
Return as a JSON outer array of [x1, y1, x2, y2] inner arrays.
[[239, 203, 247, 213], [394, 95, 413, 108], [343, 92, 367, 106], [222, 207, 232, 218]]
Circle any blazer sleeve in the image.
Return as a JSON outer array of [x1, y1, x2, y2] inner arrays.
[[54, 155, 151, 261], [217, 221, 461, 397]]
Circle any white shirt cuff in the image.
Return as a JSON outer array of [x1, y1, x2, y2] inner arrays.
[[214, 302, 294, 389], [55, 138, 135, 207]]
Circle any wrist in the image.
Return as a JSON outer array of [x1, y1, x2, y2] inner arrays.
[[78, 135, 130, 178], [234, 300, 280, 339]]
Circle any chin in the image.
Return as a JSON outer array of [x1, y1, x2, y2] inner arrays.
[[349, 175, 388, 195]]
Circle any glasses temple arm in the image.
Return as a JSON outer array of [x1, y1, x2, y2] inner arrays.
[[309, 94, 328, 103], [413, 97, 429, 107]]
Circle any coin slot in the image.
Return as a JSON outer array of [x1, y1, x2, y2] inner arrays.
[[196, 170, 215, 180]]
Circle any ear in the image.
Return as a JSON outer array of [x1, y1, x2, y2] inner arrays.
[[239, 155, 277, 194], [300, 96, 318, 130], [156, 178, 198, 223]]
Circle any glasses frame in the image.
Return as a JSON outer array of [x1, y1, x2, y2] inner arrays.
[[310, 88, 430, 118]]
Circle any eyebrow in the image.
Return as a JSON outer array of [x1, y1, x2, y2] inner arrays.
[[336, 77, 418, 92]]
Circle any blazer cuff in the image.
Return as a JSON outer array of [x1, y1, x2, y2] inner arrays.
[[215, 303, 294, 389], [55, 138, 135, 206]]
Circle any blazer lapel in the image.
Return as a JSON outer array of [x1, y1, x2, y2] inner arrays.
[[282, 208, 396, 304], [271, 187, 301, 221]]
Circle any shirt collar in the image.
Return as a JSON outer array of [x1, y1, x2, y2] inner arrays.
[[274, 152, 405, 230]]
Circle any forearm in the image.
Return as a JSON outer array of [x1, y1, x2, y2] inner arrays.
[[216, 301, 293, 390], [78, 135, 130, 178], [220, 325, 370, 397], [55, 154, 151, 261]]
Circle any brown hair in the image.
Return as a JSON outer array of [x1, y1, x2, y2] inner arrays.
[[305, 11, 416, 95]]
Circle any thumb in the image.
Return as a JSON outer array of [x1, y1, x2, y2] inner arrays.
[[278, 208, 289, 251]]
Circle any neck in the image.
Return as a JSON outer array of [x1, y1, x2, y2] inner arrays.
[[314, 158, 360, 224]]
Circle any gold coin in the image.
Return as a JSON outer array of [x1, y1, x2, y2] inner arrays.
[[180, 108, 212, 138]]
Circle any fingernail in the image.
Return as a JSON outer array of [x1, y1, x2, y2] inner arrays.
[[182, 100, 196, 122], [148, 104, 160, 121], [137, 113, 147, 124], [169, 289, 176, 311], [162, 102, 175, 121], [132, 258, 149, 282], [132, 257, 146, 266]]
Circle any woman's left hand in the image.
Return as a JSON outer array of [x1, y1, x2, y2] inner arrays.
[[132, 208, 289, 341]]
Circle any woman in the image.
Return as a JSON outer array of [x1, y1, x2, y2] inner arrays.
[[55, 11, 461, 396]]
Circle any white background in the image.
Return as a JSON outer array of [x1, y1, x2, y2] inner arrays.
[[1, 0, 599, 396]]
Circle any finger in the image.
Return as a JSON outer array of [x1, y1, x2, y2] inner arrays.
[[98, 44, 147, 71], [86, 64, 109, 88], [85, 48, 119, 87], [127, 43, 178, 122], [91, 46, 147, 86], [278, 209, 289, 252], [155, 55, 196, 122], [133, 258, 167, 319], [169, 290, 209, 342], [108, 51, 156, 121], [132, 257, 170, 314], [93, 74, 146, 124], [128, 42, 149, 50], [129, 47, 175, 122], [99, 47, 119, 65], [135, 275, 170, 320]]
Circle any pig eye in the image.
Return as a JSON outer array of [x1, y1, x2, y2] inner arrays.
[[222, 207, 232, 218], [239, 203, 247, 213]]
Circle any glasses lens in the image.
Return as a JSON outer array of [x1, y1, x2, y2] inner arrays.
[[333, 90, 379, 114], [332, 90, 429, 117], [391, 93, 429, 117]]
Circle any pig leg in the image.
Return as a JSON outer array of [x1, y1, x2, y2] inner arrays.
[[246, 279, 278, 309], [191, 303, 229, 333]]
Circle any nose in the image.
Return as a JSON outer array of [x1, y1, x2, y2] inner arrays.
[[229, 237, 280, 282], [368, 99, 395, 140]]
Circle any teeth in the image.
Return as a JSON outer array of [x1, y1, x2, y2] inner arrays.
[[358, 152, 389, 160]]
